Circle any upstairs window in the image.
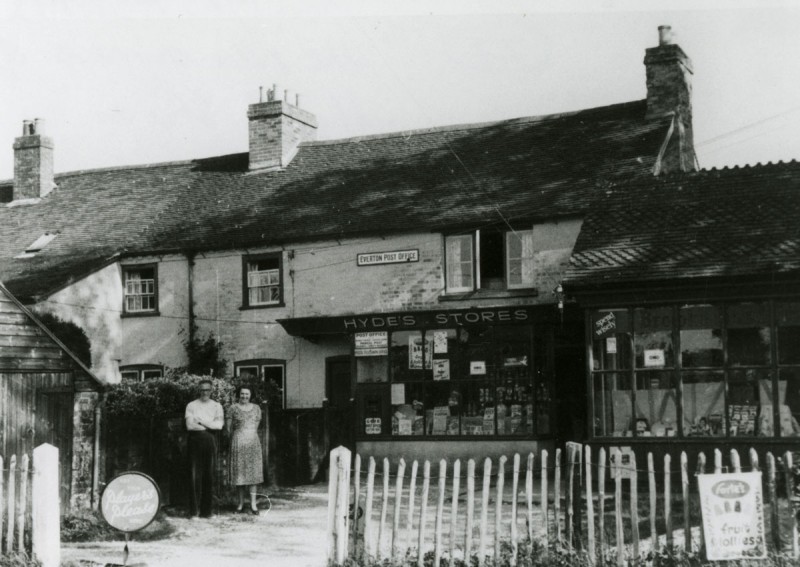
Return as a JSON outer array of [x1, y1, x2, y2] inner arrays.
[[122, 264, 158, 314], [120, 364, 163, 383], [444, 228, 534, 293], [243, 254, 283, 308]]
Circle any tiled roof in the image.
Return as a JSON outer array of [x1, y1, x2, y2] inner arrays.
[[0, 100, 669, 300], [565, 161, 800, 288]]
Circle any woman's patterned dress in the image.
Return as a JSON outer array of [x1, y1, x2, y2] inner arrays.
[[229, 403, 264, 486]]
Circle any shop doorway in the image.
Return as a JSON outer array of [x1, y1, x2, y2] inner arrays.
[[326, 356, 355, 452]]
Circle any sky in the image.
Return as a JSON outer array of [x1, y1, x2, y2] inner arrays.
[[1, 0, 800, 180]]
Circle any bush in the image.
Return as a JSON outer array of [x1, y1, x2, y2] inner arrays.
[[0, 553, 40, 567]]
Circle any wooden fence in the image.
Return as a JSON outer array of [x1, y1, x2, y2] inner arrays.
[[327, 444, 800, 566], [0, 444, 60, 567]]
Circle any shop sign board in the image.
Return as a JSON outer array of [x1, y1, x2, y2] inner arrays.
[[355, 331, 388, 356], [698, 472, 766, 560], [357, 249, 419, 266], [100, 472, 161, 533]]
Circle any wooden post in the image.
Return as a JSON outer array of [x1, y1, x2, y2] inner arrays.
[[418, 460, 432, 567], [784, 451, 798, 559], [630, 452, 640, 561], [567, 446, 575, 548], [450, 459, 461, 564], [407, 460, 419, 550], [33, 444, 60, 567], [648, 453, 656, 547], [335, 447, 353, 565], [378, 458, 390, 559], [554, 448, 562, 543], [681, 452, 690, 552], [466, 459, 476, 563], [526, 453, 534, 544], [730, 449, 741, 473], [7, 454, 16, 553], [664, 454, 673, 548], [585, 446, 595, 566], [614, 451, 623, 567], [541, 450, 549, 540], [495, 455, 507, 566], [598, 448, 606, 561], [327, 448, 341, 563], [364, 457, 377, 558], [434, 459, 447, 567], [479, 457, 492, 565], [750, 448, 760, 472], [696, 452, 706, 558], [391, 458, 407, 561], [511, 454, 520, 565], [18, 454, 29, 552], [767, 452, 781, 550], [352, 453, 362, 553], [713, 449, 722, 474]]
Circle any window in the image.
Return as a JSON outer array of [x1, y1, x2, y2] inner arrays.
[[120, 364, 163, 383], [235, 359, 286, 408], [444, 228, 534, 293], [243, 254, 283, 307], [354, 323, 548, 438], [122, 264, 158, 314], [590, 300, 800, 439]]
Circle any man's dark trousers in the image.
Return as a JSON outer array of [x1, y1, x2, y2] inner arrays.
[[188, 430, 216, 517]]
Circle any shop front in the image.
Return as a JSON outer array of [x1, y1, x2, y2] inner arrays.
[[583, 292, 800, 463], [280, 304, 584, 463]]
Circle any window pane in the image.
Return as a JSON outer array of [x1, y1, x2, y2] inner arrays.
[[142, 369, 162, 380], [591, 310, 631, 371], [506, 230, 534, 289], [727, 302, 771, 366], [680, 305, 723, 368], [728, 368, 772, 437], [424, 383, 462, 435], [391, 331, 427, 382], [777, 302, 800, 365], [391, 383, 424, 436], [683, 371, 725, 437], [634, 372, 677, 437], [237, 366, 259, 378], [460, 381, 496, 436], [357, 356, 388, 383], [634, 307, 674, 368], [121, 371, 140, 383], [445, 235, 473, 292], [592, 372, 632, 437], [780, 369, 800, 437]]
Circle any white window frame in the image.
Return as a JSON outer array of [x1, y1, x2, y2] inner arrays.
[[444, 234, 475, 293], [445, 228, 536, 292], [120, 364, 163, 382], [506, 229, 535, 289], [244, 255, 282, 307], [123, 265, 158, 314]]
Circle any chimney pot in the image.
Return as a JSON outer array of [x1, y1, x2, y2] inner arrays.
[[33, 118, 45, 135], [658, 25, 672, 46], [22, 120, 33, 135]]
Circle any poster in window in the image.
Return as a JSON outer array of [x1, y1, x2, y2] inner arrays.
[[397, 418, 412, 435], [644, 349, 665, 367], [365, 418, 382, 435], [355, 331, 388, 357], [433, 331, 449, 354], [606, 337, 617, 354], [433, 359, 450, 381], [409, 336, 433, 369], [470, 361, 487, 375], [432, 406, 449, 434], [391, 383, 405, 405]]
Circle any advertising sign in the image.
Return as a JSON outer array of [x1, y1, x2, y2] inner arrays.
[[357, 249, 419, 266], [698, 472, 767, 560], [100, 472, 161, 533], [355, 331, 388, 357]]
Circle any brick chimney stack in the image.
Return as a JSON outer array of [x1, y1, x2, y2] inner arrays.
[[247, 85, 317, 171], [644, 26, 697, 173], [13, 118, 55, 199]]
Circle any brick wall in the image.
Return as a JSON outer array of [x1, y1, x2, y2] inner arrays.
[[71, 391, 98, 509]]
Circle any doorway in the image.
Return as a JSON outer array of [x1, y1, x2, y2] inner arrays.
[[35, 389, 74, 512], [325, 356, 354, 452]]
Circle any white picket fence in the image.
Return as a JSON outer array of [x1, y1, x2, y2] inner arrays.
[[327, 444, 800, 566], [1, 444, 60, 567]]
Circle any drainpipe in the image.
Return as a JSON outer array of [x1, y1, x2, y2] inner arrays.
[[186, 251, 196, 349]]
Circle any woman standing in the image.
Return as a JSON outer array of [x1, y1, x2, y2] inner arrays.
[[228, 386, 264, 514]]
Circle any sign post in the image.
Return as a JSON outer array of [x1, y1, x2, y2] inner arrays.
[[100, 471, 161, 566], [698, 472, 766, 560]]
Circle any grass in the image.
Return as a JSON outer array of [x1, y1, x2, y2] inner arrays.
[[60, 509, 176, 542]]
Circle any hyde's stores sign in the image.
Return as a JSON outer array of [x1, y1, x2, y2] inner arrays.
[[278, 307, 537, 337]]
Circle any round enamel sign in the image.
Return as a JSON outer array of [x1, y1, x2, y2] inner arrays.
[[101, 472, 161, 532]]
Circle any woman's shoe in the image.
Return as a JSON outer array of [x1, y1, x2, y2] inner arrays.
[[249, 507, 259, 516]]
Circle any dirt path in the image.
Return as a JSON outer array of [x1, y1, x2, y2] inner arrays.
[[63, 485, 330, 567]]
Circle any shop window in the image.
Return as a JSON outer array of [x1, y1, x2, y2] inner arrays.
[[444, 228, 534, 293], [680, 305, 723, 367], [120, 364, 163, 383], [242, 253, 283, 308], [727, 302, 771, 366], [355, 324, 540, 439], [634, 372, 677, 437], [683, 371, 725, 437], [235, 359, 285, 408], [122, 264, 158, 315], [592, 372, 632, 437]]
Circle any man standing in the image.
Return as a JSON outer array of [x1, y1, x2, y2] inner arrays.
[[185, 379, 224, 518]]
